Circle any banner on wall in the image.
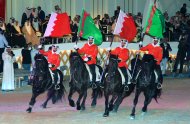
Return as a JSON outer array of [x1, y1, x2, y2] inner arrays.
[[0, 0, 6, 20]]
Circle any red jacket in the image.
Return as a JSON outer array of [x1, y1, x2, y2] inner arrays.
[[39, 50, 60, 70], [111, 47, 129, 68], [140, 43, 163, 65], [78, 43, 98, 65]]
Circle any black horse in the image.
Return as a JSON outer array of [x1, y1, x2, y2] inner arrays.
[[68, 52, 103, 110], [130, 54, 162, 119], [26, 54, 66, 113], [103, 54, 135, 117]]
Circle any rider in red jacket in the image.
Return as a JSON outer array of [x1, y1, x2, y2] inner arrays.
[[74, 36, 99, 89], [110, 39, 130, 91], [39, 45, 60, 87], [139, 38, 163, 88]]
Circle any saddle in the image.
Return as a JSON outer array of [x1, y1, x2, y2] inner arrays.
[[84, 64, 101, 82]]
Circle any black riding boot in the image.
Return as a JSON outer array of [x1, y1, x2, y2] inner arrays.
[[89, 64, 97, 89], [52, 70, 59, 90], [120, 67, 129, 91], [155, 65, 163, 89]]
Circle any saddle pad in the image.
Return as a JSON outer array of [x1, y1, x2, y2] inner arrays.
[[118, 68, 132, 85], [85, 64, 101, 82], [49, 68, 60, 84]]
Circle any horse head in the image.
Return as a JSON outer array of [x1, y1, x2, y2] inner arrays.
[[69, 51, 84, 70], [29, 54, 49, 87], [140, 54, 156, 85], [107, 54, 119, 78]]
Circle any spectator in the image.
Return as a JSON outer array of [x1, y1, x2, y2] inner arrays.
[[180, 3, 187, 16], [0, 29, 8, 73], [160, 37, 172, 76], [2, 46, 15, 91], [30, 44, 39, 68], [114, 6, 120, 18], [21, 44, 32, 83], [173, 30, 188, 77]]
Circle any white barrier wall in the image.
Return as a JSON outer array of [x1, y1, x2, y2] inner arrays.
[[13, 41, 179, 75]]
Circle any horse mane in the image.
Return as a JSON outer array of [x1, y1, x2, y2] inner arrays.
[[142, 54, 155, 63], [109, 54, 118, 59], [34, 54, 49, 68], [70, 51, 84, 62]]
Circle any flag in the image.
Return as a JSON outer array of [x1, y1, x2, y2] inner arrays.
[[44, 12, 71, 37], [113, 10, 137, 42], [78, 9, 102, 46], [142, 0, 165, 38]]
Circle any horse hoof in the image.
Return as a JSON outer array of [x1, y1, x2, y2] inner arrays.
[[77, 106, 81, 110], [91, 102, 96, 108], [112, 109, 117, 113], [41, 104, 46, 109], [141, 112, 146, 116], [130, 115, 135, 120], [81, 106, 85, 111], [69, 100, 75, 107], [103, 113, 109, 117], [26, 107, 32, 113]]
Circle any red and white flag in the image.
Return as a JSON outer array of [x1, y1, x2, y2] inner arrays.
[[113, 10, 137, 42], [44, 12, 71, 37]]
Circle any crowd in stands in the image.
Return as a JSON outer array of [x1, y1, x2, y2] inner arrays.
[[0, 3, 190, 78]]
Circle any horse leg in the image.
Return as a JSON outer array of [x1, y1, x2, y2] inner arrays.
[[41, 90, 55, 108], [130, 89, 141, 119], [81, 90, 87, 111], [109, 95, 117, 111], [142, 90, 153, 114], [76, 91, 84, 110], [68, 86, 76, 107], [91, 89, 97, 107], [26, 92, 40, 113], [103, 93, 109, 117], [112, 95, 124, 113]]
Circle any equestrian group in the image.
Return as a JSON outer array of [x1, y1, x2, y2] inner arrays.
[[26, 36, 163, 119]]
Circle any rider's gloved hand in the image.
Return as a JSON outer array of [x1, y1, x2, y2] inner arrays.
[[106, 47, 111, 52], [139, 41, 143, 48], [74, 44, 79, 50], [84, 57, 89, 62], [117, 59, 121, 63], [48, 63, 53, 68]]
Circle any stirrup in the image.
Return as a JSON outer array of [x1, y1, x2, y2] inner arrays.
[[55, 84, 60, 90], [99, 83, 104, 88], [157, 83, 162, 89], [124, 85, 129, 91], [91, 83, 97, 89]]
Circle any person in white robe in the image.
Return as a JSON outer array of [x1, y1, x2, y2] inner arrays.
[[1, 46, 15, 91]]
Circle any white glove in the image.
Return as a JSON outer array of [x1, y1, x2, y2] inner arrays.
[[38, 44, 42, 49], [106, 47, 111, 51], [48, 63, 52, 68], [139, 41, 143, 46], [74, 44, 79, 50], [139, 41, 143, 48], [84, 57, 89, 62]]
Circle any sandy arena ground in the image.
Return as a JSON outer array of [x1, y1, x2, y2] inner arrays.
[[0, 77, 190, 124]]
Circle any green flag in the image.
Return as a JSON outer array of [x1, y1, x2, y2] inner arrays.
[[143, 0, 165, 38], [78, 9, 102, 46]]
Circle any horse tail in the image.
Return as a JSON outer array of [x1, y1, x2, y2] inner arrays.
[[91, 86, 103, 99], [51, 69, 67, 104], [153, 88, 162, 103]]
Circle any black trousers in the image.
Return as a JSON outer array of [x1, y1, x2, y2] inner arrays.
[[173, 52, 186, 73], [0, 48, 5, 73], [52, 69, 58, 84], [120, 67, 128, 85], [155, 65, 163, 84], [89, 64, 96, 83]]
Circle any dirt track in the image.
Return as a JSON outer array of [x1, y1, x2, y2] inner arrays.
[[0, 77, 190, 124]]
